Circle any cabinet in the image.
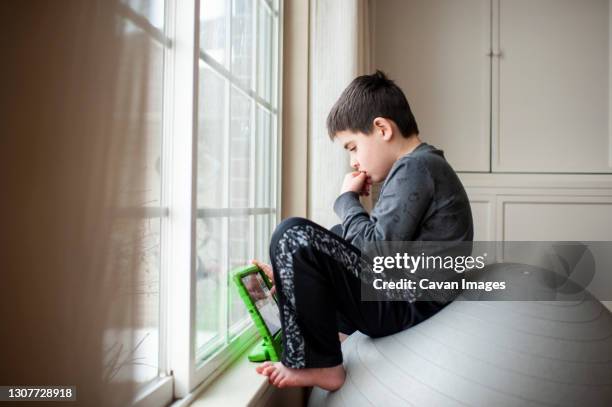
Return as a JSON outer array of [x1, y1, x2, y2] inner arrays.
[[493, 0, 612, 172], [499, 195, 612, 241], [374, 0, 612, 173], [460, 173, 612, 241], [374, 0, 491, 172]]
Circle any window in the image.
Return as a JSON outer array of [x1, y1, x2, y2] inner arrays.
[[196, 0, 280, 363], [113, 0, 282, 403], [111, 0, 169, 399]]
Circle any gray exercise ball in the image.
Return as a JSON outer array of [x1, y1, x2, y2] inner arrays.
[[309, 266, 612, 406]]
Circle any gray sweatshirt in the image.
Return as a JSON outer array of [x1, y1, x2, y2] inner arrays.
[[333, 142, 473, 251]]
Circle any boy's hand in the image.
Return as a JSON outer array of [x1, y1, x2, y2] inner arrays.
[[251, 259, 275, 296], [341, 171, 372, 196]]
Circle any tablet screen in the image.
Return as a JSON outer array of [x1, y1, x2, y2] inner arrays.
[[241, 272, 281, 336]]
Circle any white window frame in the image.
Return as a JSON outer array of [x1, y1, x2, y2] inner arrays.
[[163, 0, 283, 399], [114, 1, 174, 406], [118, 0, 283, 402]]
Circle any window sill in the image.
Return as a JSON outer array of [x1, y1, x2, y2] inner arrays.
[[132, 376, 173, 407], [183, 341, 277, 407]]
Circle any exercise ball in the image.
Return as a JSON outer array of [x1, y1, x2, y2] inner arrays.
[[309, 265, 612, 406]]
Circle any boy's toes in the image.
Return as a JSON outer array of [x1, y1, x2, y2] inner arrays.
[[262, 364, 276, 376], [272, 371, 284, 386], [255, 361, 272, 374], [277, 377, 287, 388], [269, 369, 280, 384]]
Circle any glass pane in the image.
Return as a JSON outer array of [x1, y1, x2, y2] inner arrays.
[[103, 14, 165, 386], [229, 87, 253, 208], [201, 0, 228, 67], [196, 217, 226, 354], [270, 111, 278, 212], [257, 5, 273, 103], [198, 63, 227, 208], [142, 42, 164, 207], [255, 107, 271, 208], [104, 217, 161, 384], [195, 0, 279, 363], [271, 16, 278, 108], [196, 63, 229, 356], [254, 213, 272, 264], [116, 25, 165, 207], [133, 217, 161, 382], [231, 0, 255, 90], [229, 215, 253, 330], [122, 0, 165, 29]]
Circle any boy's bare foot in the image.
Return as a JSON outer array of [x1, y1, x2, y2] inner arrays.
[[255, 361, 345, 391]]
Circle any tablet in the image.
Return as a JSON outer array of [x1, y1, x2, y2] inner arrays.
[[232, 264, 282, 361]]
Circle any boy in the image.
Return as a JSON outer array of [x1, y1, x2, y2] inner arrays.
[[255, 71, 473, 390]]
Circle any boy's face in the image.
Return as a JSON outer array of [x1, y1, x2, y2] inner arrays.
[[335, 129, 398, 183]]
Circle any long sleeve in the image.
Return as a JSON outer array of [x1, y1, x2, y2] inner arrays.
[[333, 157, 435, 251]]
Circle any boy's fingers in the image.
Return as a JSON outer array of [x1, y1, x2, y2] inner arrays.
[[251, 259, 274, 281], [251, 258, 269, 270]]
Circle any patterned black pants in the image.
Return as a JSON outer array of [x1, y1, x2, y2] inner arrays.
[[269, 217, 447, 369]]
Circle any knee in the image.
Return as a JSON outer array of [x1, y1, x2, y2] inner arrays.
[[269, 217, 313, 258], [271, 217, 312, 241], [277, 216, 311, 231], [330, 224, 343, 237]]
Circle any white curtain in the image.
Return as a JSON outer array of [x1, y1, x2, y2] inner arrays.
[[0, 1, 160, 405], [309, 0, 374, 227]]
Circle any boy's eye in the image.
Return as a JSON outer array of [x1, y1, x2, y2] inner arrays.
[[349, 147, 356, 152]]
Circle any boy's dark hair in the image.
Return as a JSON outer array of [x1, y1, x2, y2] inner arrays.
[[326, 70, 419, 140]]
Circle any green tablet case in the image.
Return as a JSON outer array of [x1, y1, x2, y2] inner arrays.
[[232, 264, 282, 362]]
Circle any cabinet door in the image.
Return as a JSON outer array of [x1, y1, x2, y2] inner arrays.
[[499, 195, 612, 241], [374, 0, 491, 172], [494, 0, 612, 172]]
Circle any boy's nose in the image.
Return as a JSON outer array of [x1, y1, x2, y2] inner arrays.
[[351, 160, 359, 170]]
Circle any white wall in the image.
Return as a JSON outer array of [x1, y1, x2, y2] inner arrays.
[[309, 0, 372, 227]]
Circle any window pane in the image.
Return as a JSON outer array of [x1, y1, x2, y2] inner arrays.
[[257, 5, 273, 103], [227, 86, 255, 332], [201, 0, 228, 67], [198, 63, 227, 208], [271, 16, 278, 108], [256, 107, 272, 208], [254, 213, 272, 265], [123, 0, 165, 29], [196, 216, 226, 355], [196, 0, 279, 366], [231, 0, 254, 90], [105, 217, 161, 384], [271, 111, 278, 209], [229, 87, 253, 208], [229, 215, 253, 330], [103, 12, 165, 386]]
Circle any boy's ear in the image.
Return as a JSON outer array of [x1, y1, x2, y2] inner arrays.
[[372, 117, 393, 141]]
